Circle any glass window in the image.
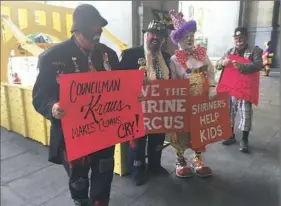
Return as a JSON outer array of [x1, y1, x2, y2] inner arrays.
[[180, 1, 240, 58]]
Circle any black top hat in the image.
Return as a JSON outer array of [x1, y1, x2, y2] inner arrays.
[[142, 20, 169, 37], [71, 4, 108, 32], [233, 26, 248, 37]]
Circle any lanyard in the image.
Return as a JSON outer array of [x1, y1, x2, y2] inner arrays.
[[74, 38, 97, 72], [74, 37, 112, 72]]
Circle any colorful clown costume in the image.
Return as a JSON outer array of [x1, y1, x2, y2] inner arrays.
[[168, 10, 217, 178]]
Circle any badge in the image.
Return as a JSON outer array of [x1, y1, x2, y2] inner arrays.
[[138, 58, 147, 78], [103, 53, 112, 71], [244, 51, 251, 59], [56, 70, 64, 84], [72, 57, 80, 72], [52, 61, 66, 84]]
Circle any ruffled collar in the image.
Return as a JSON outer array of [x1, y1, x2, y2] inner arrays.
[[175, 45, 207, 69]]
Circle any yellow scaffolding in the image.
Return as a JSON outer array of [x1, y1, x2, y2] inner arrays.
[[1, 1, 129, 82], [1, 1, 130, 176]]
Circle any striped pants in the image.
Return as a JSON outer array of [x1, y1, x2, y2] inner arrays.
[[230, 96, 253, 132]]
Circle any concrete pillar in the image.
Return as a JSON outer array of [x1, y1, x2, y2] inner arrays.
[[238, 0, 252, 27], [139, 1, 163, 46], [271, 0, 280, 68], [131, 0, 141, 47], [131, 1, 179, 53], [239, 0, 280, 68]]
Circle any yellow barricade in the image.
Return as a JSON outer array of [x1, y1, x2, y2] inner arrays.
[[0, 83, 129, 176]]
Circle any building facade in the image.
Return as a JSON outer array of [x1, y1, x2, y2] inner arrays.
[[132, 0, 280, 68], [240, 0, 280, 68]]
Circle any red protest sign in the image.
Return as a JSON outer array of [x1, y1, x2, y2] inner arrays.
[[59, 70, 145, 161], [142, 79, 190, 134], [189, 92, 232, 150], [217, 54, 260, 105]]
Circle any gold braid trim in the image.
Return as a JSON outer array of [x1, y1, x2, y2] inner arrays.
[[158, 54, 170, 79], [144, 53, 170, 80]]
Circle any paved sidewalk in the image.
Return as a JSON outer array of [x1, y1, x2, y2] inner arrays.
[[1, 72, 280, 206]]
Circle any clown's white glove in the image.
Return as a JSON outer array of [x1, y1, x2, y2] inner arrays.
[[208, 86, 217, 100]]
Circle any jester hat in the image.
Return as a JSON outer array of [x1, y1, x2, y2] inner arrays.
[[169, 9, 197, 45]]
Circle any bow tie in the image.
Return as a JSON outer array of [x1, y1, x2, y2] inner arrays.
[[175, 46, 207, 65]]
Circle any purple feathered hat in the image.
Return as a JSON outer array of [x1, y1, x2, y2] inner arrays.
[[169, 9, 197, 45]]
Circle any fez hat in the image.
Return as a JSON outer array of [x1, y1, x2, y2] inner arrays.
[[142, 20, 169, 37], [169, 9, 197, 45], [71, 4, 108, 32], [233, 27, 248, 37]]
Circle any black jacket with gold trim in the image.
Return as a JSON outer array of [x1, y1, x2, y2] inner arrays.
[[32, 36, 119, 164], [119, 46, 171, 79]]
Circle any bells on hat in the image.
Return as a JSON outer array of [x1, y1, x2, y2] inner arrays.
[[169, 10, 186, 31], [169, 9, 197, 44]]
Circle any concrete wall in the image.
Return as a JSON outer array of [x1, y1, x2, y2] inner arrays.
[[246, 1, 274, 48]]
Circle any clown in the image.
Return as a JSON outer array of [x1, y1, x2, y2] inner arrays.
[[262, 41, 274, 76], [119, 20, 171, 186], [168, 10, 217, 178]]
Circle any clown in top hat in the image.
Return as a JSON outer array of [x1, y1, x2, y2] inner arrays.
[[168, 9, 217, 178], [119, 20, 171, 186]]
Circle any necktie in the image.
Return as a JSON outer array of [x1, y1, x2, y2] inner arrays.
[[152, 55, 164, 79]]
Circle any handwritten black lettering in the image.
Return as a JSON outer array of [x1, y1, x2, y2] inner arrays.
[[219, 83, 254, 103], [72, 122, 96, 139], [80, 94, 131, 122], [117, 121, 135, 139], [69, 78, 138, 140], [69, 79, 121, 103], [97, 116, 122, 132]]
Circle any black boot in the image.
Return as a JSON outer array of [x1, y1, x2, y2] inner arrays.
[[240, 132, 250, 153], [222, 135, 236, 145], [74, 199, 89, 206], [133, 167, 146, 186], [131, 160, 146, 186], [223, 127, 236, 145], [147, 134, 167, 175]]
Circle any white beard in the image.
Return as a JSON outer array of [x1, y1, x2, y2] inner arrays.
[[142, 32, 169, 80], [143, 32, 163, 55]]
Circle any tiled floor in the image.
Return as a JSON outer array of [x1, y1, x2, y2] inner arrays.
[[1, 72, 280, 206]]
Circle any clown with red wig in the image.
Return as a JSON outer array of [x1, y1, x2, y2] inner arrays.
[[168, 10, 217, 178]]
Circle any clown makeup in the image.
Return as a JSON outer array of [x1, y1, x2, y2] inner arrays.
[[179, 31, 195, 51], [80, 25, 103, 45], [145, 32, 164, 54], [234, 35, 247, 50]]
